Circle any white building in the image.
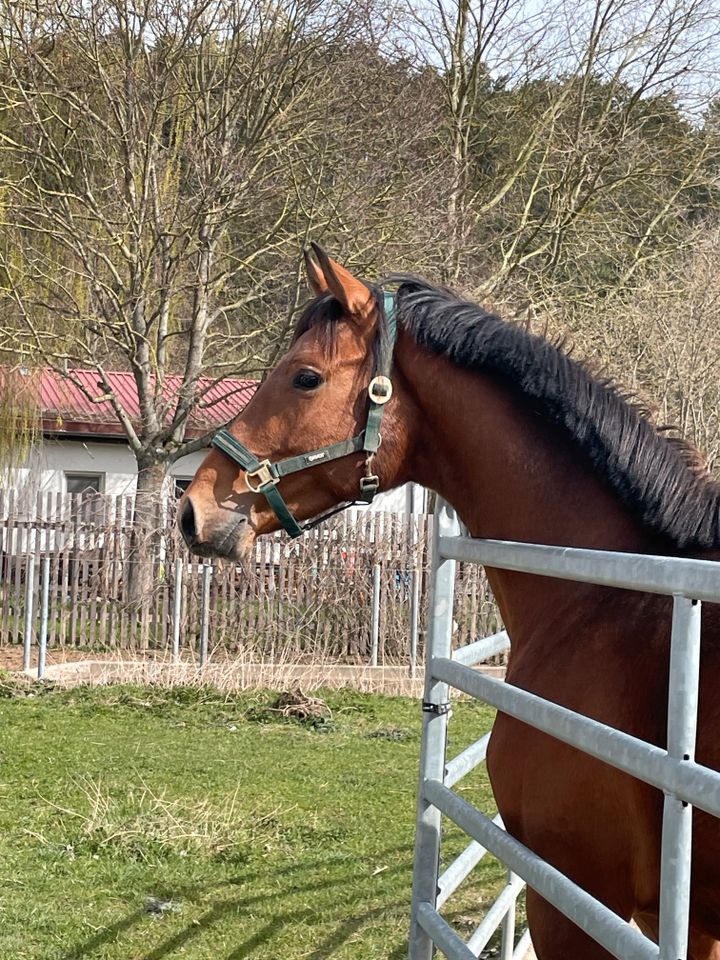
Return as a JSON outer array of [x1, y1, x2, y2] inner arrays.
[[15, 369, 424, 513], [12, 369, 254, 502]]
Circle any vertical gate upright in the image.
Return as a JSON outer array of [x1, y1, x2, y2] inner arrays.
[[408, 500, 720, 960]]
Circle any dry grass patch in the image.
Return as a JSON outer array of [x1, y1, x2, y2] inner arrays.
[[30, 777, 278, 863]]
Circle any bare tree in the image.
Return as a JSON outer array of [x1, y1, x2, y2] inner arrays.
[[400, 0, 720, 301], [595, 225, 720, 473], [0, 0, 354, 596]]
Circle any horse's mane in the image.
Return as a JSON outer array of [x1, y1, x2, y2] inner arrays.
[[294, 276, 720, 549]]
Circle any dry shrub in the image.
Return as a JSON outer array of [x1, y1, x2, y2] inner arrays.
[[245, 688, 334, 730], [33, 651, 428, 696]]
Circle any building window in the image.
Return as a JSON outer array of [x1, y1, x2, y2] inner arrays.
[[174, 477, 192, 498], [65, 473, 105, 524], [65, 473, 104, 496]]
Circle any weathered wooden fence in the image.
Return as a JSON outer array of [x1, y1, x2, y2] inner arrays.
[[0, 490, 501, 664]]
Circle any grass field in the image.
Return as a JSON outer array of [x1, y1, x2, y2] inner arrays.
[[0, 678, 504, 960]]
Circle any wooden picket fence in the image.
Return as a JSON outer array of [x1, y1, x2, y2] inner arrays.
[[0, 490, 501, 664]]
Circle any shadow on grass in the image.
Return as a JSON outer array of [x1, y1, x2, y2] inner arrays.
[[61, 845, 413, 960]]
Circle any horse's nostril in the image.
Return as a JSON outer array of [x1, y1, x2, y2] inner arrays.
[[180, 498, 197, 545]]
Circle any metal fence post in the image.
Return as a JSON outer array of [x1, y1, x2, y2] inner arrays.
[[172, 557, 183, 663], [658, 594, 701, 960], [409, 514, 421, 678], [409, 500, 460, 960], [500, 870, 518, 960], [22, 544, 36, 672], [37, 555, 51, 680], [371, 563, 382, 666], [199, 563, 211, 668]]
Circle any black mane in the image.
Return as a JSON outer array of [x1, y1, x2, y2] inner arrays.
[[294, 276, 720, 550], [394, 276, 720, 550]]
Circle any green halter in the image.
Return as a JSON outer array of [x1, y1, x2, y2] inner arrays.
[[211, 291, 398, 538]]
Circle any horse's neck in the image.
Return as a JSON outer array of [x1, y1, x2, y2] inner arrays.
[[399, 341, 658, 639]]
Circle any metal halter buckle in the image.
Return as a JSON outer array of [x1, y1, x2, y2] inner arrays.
[[368, 375, 393, 404], [360, 475, 379, 496], [245, 460, 277, 492]]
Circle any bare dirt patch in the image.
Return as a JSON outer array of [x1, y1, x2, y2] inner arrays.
[[0, 646, 130, 672]]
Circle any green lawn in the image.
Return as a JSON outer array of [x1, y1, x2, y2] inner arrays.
[[0, 680, 503, 959]]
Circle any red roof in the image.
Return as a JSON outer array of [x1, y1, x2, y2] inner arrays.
[[37, 369, 258, 439]]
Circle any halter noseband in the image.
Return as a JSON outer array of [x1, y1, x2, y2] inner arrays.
[[211, 291, 398, 538]]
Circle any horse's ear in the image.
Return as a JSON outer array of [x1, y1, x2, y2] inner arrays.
[[310, 242, 373, 318], [303, 248, 328, 296]]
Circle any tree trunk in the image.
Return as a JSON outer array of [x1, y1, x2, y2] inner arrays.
[[126, 458, 167, 609]]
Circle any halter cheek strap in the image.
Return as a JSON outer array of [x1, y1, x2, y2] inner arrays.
[[211, 291, 398, 538]]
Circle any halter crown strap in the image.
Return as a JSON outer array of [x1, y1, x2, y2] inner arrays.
[[211, 290, 398, 538], [363, 293, 397, 456]]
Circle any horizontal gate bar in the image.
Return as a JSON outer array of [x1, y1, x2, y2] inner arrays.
[[425, 779, 659, 960], [454, 630, 510, 666], [436, 812, 503, 908], [416, 902, 478, 960], [445, 732, 491, 788], [432, 656, 720, 819], [439, 537, 720, 603], [467, 874, 525, 955]]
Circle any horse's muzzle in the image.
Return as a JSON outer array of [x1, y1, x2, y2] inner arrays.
[[178, 494, 252, 561]]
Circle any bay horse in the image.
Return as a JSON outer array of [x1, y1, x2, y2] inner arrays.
[[179, 245, 720, 959]]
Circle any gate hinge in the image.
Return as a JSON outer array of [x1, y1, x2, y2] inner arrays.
[[422, 701, 452, 716]]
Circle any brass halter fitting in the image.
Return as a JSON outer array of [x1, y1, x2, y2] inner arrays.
[[368, 376, 393, 404], [245, 460, 277, 492]]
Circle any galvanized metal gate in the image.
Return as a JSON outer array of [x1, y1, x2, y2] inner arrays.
[[408, 501, 720, 960]]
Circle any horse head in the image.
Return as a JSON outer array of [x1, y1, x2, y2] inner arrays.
[[179, 245, 414, 559]]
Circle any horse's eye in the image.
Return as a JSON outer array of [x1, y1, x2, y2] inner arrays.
[[293, 369, 324, 391]]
